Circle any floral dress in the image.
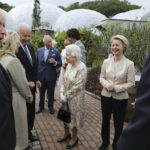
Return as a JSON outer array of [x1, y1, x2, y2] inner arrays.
[[61, 61, 87, 130]]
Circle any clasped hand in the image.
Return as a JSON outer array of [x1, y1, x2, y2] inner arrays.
[[36, 81, 42, 88], [107, 85, 115, 92], [28, 81, 35, 89], [60, 92, 66, 102], [49, 58, 56, 64], [63, 63, 68, 69]]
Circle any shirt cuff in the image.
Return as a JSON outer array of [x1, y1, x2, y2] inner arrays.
[[53, 61, 57, 66]]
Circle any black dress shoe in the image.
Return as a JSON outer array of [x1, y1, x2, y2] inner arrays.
[[29, 133, 38, 142], [66, 138, 78, 149], [57, 134, 71, 143], [49, 108, 55, 114], [36, 108, 43, 114], [99, 145, 108, 150]]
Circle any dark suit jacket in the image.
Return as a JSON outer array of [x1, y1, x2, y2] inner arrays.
[[116, 53, 150, 150], [0, 64, 16, 150], [37, 47, 62, 82], [17, 45, 37, 92]]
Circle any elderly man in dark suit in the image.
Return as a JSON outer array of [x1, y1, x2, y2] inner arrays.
[[116, 53, 150, 150], [36, 35, 62, 114], [17, 23, 41, 142], [0, 8, 16, 150]]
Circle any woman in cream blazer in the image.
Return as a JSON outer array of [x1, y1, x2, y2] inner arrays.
[[0, 31, 33, 150], [99, 35, 135, 150]]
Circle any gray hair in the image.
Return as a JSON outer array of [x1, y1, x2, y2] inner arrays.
[[43, 35, 52, 43], [66, 44, 82, 60], [17, 23, 31, 34], [0, 8, 6, 25]]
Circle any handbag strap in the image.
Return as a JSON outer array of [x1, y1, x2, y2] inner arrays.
[[61, 101, 70, 111], [66, 102, 70, 111]]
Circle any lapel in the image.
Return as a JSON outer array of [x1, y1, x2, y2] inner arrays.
[[46, 49, 52, 62], [27, 45, 34, 65], [47, 48, 56, 59], [46, 48, 55, 63], [20, 46, 33, 67], [41, 47, 46, 64]]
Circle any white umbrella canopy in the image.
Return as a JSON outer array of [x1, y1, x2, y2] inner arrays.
[[141, 10, 150, 21], [112, 8, 149, 21], [52, 9, 107, 32], [9, 2, 65, 30]]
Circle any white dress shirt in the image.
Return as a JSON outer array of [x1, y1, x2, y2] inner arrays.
[[44, 47, 49, 62], [19, 41, 33, 65]]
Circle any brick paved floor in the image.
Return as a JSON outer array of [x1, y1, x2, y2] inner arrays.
[[34, 87, 127, 150]]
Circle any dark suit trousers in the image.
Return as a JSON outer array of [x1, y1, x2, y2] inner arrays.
[[27, 90, 35, 134], [39, 80, 56, 110], [101, 96, 127, 148]]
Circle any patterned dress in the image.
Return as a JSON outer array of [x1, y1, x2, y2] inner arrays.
[[61, 61, 87, 130]]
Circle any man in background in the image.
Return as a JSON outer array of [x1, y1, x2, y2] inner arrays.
[[36, 35, 62, 114], [67, 28, 86, 64], [17, 23, 41, 142]]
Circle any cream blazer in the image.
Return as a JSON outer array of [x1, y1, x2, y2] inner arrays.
[[99, 55, 135, 100], [0, 54, 33, 150]]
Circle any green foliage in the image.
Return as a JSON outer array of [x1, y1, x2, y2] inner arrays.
[[54, 23, 150, 70], [41, 22, 50, 27], [96, 22, 150, 70], [0, 2, 14, 12], [59, 2, 81, 11], [59, 0, 140, 17], [32, 0, 41, 29], [54, 31, 67, 51], [79, 28, 107, 67], [30, 22, 150, 70], [30, 30, 43, 53], [54, 27, 108, 67]]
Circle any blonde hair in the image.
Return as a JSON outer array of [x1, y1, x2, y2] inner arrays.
[[111, 35, 129, 52], [0, 31, 19, 58], [64, 39, 71, 47], [0, 8, 6, 26], [52, 39, 57, 48]]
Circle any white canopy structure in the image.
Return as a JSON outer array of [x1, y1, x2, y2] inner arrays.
[[9, 2, 65, 30], [52, 9, 107, 32], [112, 9, 148, 21], [141, 11, 150, 21]]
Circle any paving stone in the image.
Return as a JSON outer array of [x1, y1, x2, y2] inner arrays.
[[32, 87, 128, 150]]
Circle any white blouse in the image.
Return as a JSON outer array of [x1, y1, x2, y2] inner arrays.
[[57, 49, 67, 86]]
